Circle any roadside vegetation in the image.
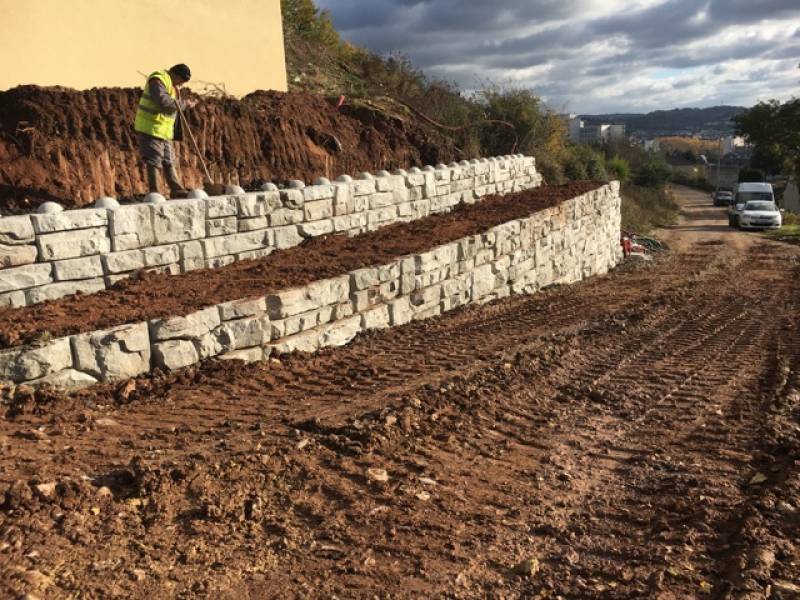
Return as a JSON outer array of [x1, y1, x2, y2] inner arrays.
[[762, 210, 800, 244], [281, 0, 678, 233]]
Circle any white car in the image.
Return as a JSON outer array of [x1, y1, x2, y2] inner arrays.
[[729, 182, 775, 227], [738, 200, 782, 230]]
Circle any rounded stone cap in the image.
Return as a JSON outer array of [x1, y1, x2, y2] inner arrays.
[[435, 163, 447, 170], [288, 180, 306, 189], [335, 174, 353, 183], [394, 168, 408, 176], [261, 182, 279, 191], [448, 162, 459, 168], [357, 172, 374, 180], [422, 165, 435, 172], [37, 201, 64, 214], [224, 185, 245, 195], [93, 196, 120, 209], [459, 160, 471, 167], [409, 167, 422, 174], [187, 189, 208, 199], [144, 193, 166, 205], [375, 170, 392, 178], [313, 177, 331, 186]]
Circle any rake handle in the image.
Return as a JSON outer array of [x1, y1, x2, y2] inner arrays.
[[176, 101, 213, 184]]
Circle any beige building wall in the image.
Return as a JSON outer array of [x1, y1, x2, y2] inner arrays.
[[0, 0, 287, 95]]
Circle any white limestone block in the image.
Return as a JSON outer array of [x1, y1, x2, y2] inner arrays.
[[0, 262, 53, 292], [52, 256, 104, 281], [149, 306, 221, 341], [26, 278, 106, 303], [71, 322, 151, 381], [0, 216, 35, 245], [37, 227, 110, 260], [152, 339, 200, 371], [298, 220, 334, 238], [0, 243, 37, 268], [31, 208, 108, 233], [152, 199, 205, 244], [102, 249, 146, 274], [109, 204, 154, 251], [0, 337, 72, 383], [200, 230, 270, 258]]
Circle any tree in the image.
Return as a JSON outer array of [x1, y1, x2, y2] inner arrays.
[[737, 167, 765, 183], [735, 98, 800, 181], [281, 0, 339, 48]]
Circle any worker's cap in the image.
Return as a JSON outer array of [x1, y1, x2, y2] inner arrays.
[[169, 63, 191, 82]]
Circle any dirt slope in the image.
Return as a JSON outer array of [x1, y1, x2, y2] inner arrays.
[[1, 187, 799, 598], [0, 86, 458, 213]]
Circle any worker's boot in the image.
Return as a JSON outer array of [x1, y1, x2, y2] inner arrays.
[[146, 165, 160, 195], [165, 165, 188, 199]]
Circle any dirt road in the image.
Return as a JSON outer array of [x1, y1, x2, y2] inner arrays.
[[1, 186, 799, 599]]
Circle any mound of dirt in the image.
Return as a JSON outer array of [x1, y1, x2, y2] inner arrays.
[[0, 182, 601, 347], [0, 86, 459, 214]]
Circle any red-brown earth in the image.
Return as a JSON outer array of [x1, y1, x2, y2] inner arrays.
[[0, 86, 459, 214]]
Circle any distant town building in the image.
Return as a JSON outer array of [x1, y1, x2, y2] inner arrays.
[[722, 135, 746, 155], [559, 114, 626, 144], [607, 124, 626, 140], [643, 139, 661, 152], [559, 114, 584, 142]]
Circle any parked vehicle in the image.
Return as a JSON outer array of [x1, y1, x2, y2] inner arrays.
[[729, 182, 774, 227], [712, 190, 733, 206], [738, 200, 783, 230]]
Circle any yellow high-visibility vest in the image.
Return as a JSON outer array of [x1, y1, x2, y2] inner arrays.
[[134, 70, 177, 140]]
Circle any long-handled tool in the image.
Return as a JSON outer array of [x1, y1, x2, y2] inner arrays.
[[176, 102, 227, 196]]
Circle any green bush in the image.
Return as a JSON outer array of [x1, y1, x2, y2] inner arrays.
[[533, 152, 564, 185], [634, 158, 672, 187], [563, 154, 588, 180], [586, 157, 608, 181], [606, 156, 631, 182]]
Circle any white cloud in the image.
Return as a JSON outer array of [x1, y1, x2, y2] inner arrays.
[[316, 0, 800, 113]]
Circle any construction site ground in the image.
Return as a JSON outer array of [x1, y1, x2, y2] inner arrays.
[[1, 186, 799, 599]]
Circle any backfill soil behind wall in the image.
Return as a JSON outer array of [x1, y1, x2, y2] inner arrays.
[[0, 86, 458, 214], [0, 182, 602, 347]]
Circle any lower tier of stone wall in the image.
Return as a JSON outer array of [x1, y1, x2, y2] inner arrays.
[[0, 183, 621, 390]]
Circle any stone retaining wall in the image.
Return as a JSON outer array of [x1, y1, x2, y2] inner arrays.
[[0, 183, 621, 390], [0, 155, 541, 308]]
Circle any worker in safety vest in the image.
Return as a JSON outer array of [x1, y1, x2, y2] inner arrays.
[[133, 64, 197, 198]]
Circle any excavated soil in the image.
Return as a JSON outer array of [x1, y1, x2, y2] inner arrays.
[[0, 182, 600, 348], [0, 86, 458, 214], [1, 187, 799, 599]]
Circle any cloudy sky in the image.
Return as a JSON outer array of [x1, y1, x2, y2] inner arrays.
[[315, 0, 800, 114]]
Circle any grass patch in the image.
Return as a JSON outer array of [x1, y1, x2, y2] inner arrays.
[[620, 183, 679, 234], [763, 212, 800, 243]]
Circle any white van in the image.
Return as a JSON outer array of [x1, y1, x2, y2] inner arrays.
[[728, 182, 775, 227]]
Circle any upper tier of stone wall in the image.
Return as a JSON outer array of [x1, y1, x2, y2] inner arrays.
[[0, 155, 540, 308]]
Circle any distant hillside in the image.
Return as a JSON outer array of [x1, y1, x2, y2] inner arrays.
[[582, 106, 746, 136]]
